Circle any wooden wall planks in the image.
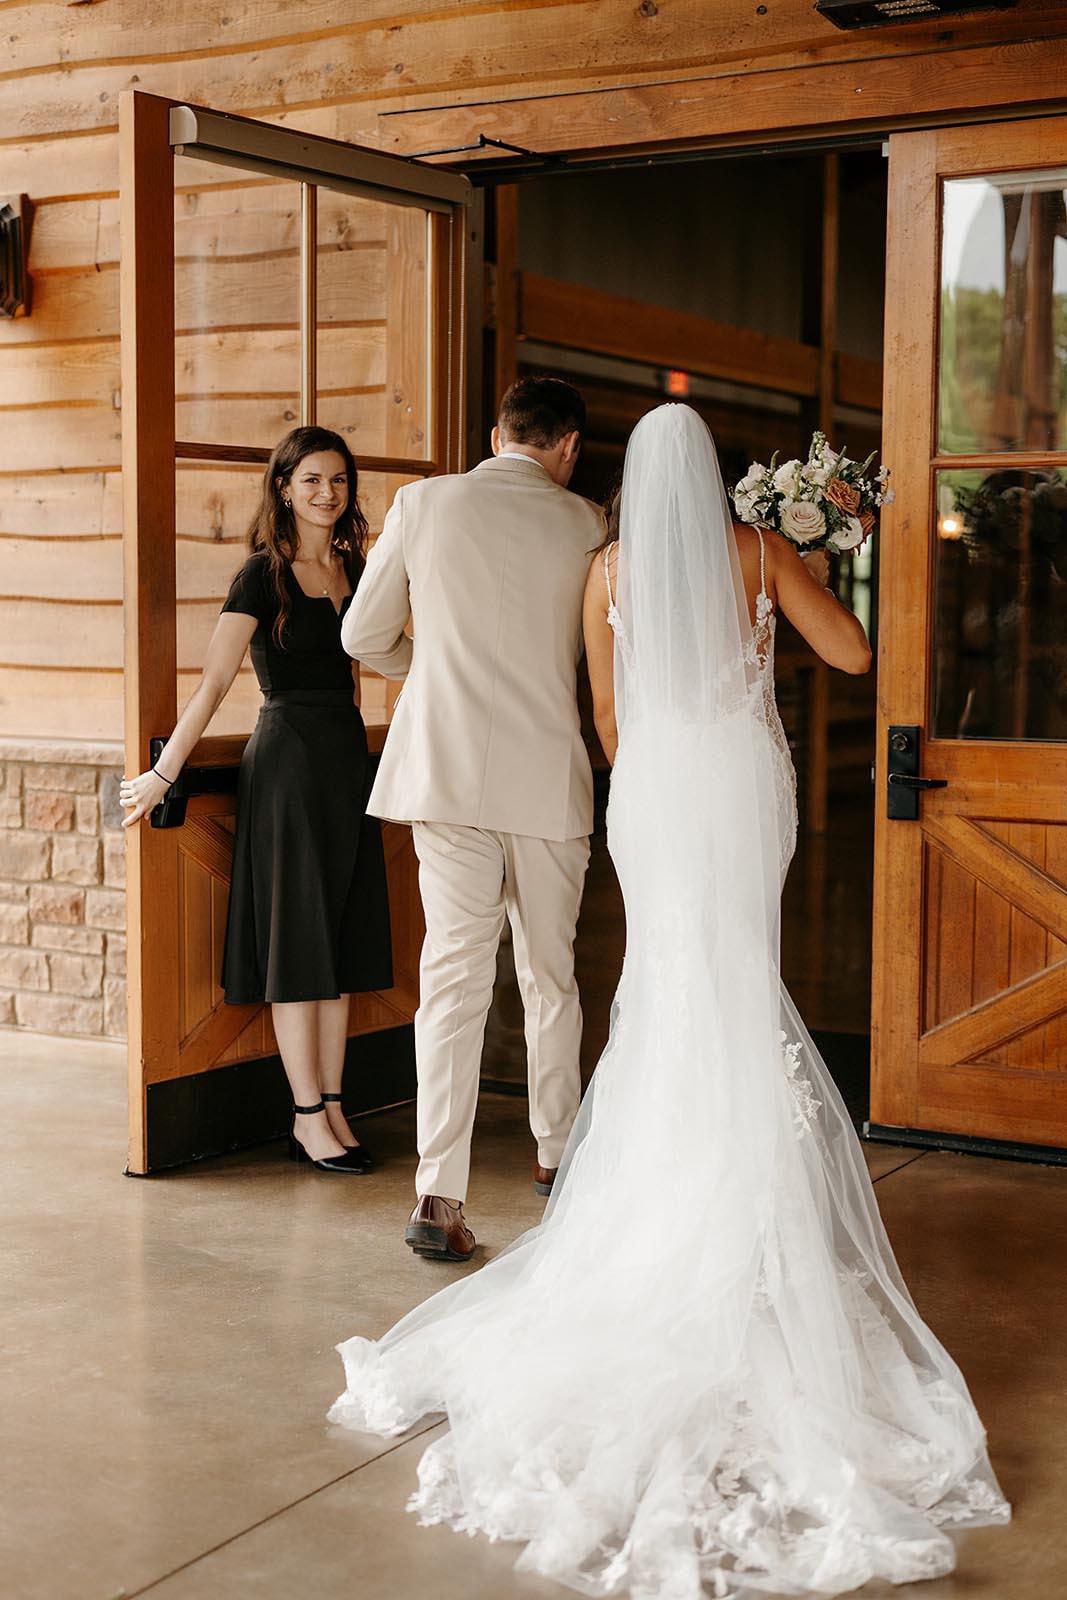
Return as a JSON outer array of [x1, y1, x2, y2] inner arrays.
[[7, 0, 1067, 100], [0, 667, 122, 741]]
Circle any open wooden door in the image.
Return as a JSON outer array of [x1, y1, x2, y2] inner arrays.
[[120, 93, 474, 1172], [870, 118, 1067, 1158]]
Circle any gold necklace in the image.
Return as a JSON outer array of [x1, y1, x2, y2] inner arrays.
[[294, 555, 334, 596]]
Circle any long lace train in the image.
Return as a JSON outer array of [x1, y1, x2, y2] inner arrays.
[[332, 1000, 1007, 1595]]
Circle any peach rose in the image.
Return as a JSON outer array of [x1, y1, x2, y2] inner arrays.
[[824, 477, 861, 516], [780, 500, 826, 544]]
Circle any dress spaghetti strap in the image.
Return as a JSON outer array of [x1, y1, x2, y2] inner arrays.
[[604, 541, 618, 611], [755, 527, 767, 605]]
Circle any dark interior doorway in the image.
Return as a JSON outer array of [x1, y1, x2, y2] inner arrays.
[[478, 145, 889, 1126]]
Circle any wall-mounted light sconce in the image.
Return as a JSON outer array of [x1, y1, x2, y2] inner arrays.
[[1, 195, 33, 319], [815, 0, 1016, 28]]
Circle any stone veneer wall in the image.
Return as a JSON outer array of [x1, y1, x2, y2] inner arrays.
[[0, 741, 126, 1039]]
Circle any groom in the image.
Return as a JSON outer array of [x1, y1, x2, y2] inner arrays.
[[341, 376, 603, 1261]]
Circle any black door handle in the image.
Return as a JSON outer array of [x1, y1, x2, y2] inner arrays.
[[886, 725, 946, 820], [149, 736, 240, 829], [888, 773, 948, 791]]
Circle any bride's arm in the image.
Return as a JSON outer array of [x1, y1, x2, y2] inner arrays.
[[768, 534, 872, 675], [583, 547, 618, 766]]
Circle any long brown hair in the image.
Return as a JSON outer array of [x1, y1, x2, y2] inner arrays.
[[247, 427, 370, 647], [593, 470, 623, 555]]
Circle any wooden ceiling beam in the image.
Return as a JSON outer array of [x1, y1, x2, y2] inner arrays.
[[381, 36, 1067, 164], [520, 271, 819, 398], [517, 271, 884, 411]]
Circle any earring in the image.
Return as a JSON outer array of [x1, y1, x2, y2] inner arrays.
[[283, 497, 292, 508]]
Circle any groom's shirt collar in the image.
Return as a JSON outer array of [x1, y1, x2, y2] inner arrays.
[[502, 444, 547, 464], [474, 450, 552, 482], [496, 447, 550, 471]]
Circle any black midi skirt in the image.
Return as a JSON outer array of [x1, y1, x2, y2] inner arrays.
[[221, 689, 393, 1005]]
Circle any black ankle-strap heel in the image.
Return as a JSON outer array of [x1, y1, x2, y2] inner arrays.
[[321, 1093, 374, 1172], [289, 1101, 371, 1175]]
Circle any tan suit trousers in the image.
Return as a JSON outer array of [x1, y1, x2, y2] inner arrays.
[[411, 821, 591, 1204]]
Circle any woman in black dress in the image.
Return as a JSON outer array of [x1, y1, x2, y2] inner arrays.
[[120, 427, 393, 1173]]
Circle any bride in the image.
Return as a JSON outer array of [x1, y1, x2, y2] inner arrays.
[[330, 404, 1009, 1598]]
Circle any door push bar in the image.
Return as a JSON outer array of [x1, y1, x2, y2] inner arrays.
[[149, 737, 240, 829], [886, 725, 947, 821]]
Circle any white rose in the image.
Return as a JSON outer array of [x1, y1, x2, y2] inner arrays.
[[802, 461, 830, 488], [832, 514, 866, 551], [780, 500, 826, 544], [773, 459, 803, 495]]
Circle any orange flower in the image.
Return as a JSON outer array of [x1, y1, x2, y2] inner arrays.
[[857, 508, 875, 536], [824, 478, 861, 516]]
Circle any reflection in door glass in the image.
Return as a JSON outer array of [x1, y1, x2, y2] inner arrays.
[[317, 196, 429, 461], [939, 171, 1067, 454], [932, 467, 1067, 740], [175, 463, 266, 732], [174, 159, 301, 449]]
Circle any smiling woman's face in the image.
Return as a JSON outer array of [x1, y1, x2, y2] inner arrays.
[[282, 450, 349, 536]]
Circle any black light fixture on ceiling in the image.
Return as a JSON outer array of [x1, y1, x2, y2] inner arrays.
[[815, 0, 1017, 28]]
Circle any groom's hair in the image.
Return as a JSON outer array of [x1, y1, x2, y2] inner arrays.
[[498, 376, 586, 448]]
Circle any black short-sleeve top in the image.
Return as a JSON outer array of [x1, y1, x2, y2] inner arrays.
[[221, 553, 355, 693]]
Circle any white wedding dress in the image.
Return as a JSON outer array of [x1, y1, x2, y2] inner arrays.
[[330, 405, 1009, 1599]]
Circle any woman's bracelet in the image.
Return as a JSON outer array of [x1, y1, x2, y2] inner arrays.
[[152, 764, 178, 787]]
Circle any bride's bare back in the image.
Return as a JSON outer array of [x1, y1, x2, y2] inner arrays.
[[731, 523, 871, 674], [584, 524, 870, 764]]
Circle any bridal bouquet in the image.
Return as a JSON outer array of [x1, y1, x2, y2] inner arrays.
[[731, 431, 892, 554]]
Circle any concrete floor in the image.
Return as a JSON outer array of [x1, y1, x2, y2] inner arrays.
[[3, 1030, 1063, 1600]]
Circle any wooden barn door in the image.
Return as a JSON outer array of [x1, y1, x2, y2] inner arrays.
[[120, 93, 473, 1172], [871, 118, 1067, 1156]]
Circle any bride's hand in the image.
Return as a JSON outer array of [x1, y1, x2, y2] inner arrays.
[[800, 549, 830, 588], [119, 769, 171, 828]]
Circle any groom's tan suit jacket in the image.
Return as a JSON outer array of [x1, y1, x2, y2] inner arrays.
[[341, 454, 602, 842]]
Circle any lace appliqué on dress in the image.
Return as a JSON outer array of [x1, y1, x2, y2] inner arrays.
[[779, 1029, 822, 1135], [742, 531, 798, 878], [604, 541, 633, 662], [407, 1385, 999, 1600]]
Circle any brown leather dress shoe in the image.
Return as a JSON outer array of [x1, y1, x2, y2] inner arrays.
[[404, 1194, 476, 1262], [533, 1162, 557, 1197]]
